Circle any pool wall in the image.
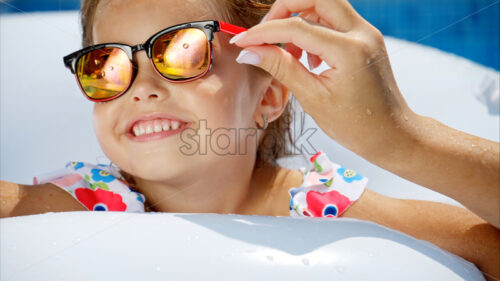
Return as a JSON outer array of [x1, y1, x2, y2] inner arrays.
[[1, 0, 498, 70]]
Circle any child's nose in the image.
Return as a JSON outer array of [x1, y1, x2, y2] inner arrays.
[[128, 52, 170, 103]]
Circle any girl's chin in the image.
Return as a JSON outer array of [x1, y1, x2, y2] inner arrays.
[[126, 158, 201, 179]]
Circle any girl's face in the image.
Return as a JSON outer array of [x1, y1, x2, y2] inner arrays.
[[92, 0, 273, 183]]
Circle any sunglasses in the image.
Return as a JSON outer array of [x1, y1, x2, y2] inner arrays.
[[63, 20, 247, 102]]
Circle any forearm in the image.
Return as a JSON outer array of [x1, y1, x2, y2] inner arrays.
[[399, 200, 500, 281], [370, 113, 499, 228], [1, 181, 87, 218]]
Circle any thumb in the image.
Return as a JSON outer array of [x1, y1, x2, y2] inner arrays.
[[235, 45, 324, 101]]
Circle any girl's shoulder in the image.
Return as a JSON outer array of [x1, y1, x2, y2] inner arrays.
[[288, 150, 368, 218], [33, 162, 146, 213]]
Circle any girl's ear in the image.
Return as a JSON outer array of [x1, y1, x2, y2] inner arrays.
[[254, 78, 290, 124]]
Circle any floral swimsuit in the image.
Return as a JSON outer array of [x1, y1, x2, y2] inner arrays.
[[33, 150, 368, 218]]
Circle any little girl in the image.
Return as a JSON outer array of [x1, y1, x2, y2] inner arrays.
[[1, 0, 498, 279]]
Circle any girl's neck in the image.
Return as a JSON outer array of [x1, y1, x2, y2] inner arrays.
[[138, 157, 300, 216]]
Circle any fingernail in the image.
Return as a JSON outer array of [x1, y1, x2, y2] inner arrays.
[[236, 49, 261, 66], [259, 12, 269, 24], [229, 31, 247, 44]]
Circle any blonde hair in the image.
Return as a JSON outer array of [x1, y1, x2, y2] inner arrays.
[[81, 0, 299, 192]]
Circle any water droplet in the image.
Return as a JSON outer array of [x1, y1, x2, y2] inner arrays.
[[366, 108, 372, 116], [471, 144, 477, 147], [266, 255, 274, 262], [368, 251, 378, 258], [366, 58, 371, 65], [155, 265, 161, 271], [302, 258, 310, 266], [403, 115, 409, 121], [183, 43, 189, 49], [336, 266, 345, 273]]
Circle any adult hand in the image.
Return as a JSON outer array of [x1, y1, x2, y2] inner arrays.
[[230, 0, 415, 159], [231, 0, 500, 230]]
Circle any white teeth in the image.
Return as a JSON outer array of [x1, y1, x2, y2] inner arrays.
[[162, 122, 170, 131], [171, 120, 180, 130], [132, 120, 185, 137]]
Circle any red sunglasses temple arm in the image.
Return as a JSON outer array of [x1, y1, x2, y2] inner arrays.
[[218, 21, 247, 35], [217, 21, 284, 48]]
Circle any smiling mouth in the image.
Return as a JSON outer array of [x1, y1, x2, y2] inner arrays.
[[128, 118, 190, 142], [131, 119, 189, 136]]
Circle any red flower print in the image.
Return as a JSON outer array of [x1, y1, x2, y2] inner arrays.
[[310, 151, 322, 163], [74, 188, 127, 211], [305, 190, 352, 217]]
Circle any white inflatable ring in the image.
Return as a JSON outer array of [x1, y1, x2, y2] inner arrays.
[[0, 212, 486, 280]]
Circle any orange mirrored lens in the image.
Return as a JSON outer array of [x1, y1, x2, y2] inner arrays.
[[152, 28, 210, 80], [76, 47, 132, 100]]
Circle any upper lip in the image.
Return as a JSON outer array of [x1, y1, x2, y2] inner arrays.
[[125, 112, 191, 135]]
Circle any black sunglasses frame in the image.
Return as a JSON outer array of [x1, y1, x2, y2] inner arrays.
[[63, 20, 246, 102]]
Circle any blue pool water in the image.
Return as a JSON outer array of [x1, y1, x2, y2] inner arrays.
[[1, 0, 498, 70]]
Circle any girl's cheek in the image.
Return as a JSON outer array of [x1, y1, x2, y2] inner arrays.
[[92, 104, 110, 140]]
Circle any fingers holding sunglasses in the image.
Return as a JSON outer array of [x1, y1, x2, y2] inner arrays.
[[236, 44, 327, 110], [263, 0, 363, 33], [229, 18, 351, 110], [231, 17, 352, 69]]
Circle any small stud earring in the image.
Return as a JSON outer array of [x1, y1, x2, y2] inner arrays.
[[257, 114, 268, 130]]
